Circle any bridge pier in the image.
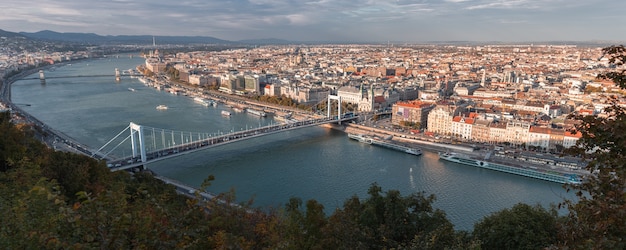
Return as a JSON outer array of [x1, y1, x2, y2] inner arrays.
[[39, 70, 45, 84], [115, 68, 121, 82], [327, 94, 342, 125], [130, 122, 147, 163]]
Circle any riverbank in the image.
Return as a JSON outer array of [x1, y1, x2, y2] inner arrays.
[[0, 58, 99, 157], [337, 122, 589, 182], [342, 123, 475, 153]]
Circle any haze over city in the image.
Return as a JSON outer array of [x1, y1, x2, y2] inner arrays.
[[2, 0, 626, 43]]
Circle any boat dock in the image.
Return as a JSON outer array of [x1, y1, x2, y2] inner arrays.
[[348, 134, 421, 156]]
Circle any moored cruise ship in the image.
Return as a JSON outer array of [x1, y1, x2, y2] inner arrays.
[[438, 152, 581, 184], [246, 108, 267, 117], [348, 133, 422, 156]]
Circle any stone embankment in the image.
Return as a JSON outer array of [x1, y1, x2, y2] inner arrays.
[[338, 123, 475, 154]]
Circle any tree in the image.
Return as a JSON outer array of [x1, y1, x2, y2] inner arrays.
[[472, 203, 558, 249], [281, 197, 328, 249], [320, 183, 462, 249], [558, 45, 626, 249]]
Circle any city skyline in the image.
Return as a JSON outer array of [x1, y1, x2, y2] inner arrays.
[[1, 0, 625, 43]]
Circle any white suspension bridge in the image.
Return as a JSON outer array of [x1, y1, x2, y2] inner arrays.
[[92, 95, 356, 171]]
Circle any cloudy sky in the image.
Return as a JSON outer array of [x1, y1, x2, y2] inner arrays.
[[1, 0, 625, 42]]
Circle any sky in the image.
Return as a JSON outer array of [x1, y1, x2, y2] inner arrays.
[[1, 0, 625, 43]]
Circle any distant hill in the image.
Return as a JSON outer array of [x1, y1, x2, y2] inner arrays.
[[0, 29, 26, 38], [236, 38, 294, 45], [19, 30, 235, 45], [7, 29, 622, 46]]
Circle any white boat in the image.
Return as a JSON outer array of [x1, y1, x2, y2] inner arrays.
[[156, 105, 168, 110], [438, 152, 581, 184], [246, 108, 267, 117], [128, 87, 136, 92], [194, 97, 210, 107], [221, 110, 231, 116]]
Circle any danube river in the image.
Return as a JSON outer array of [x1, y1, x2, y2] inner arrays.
[[11, 54, 574, 230]]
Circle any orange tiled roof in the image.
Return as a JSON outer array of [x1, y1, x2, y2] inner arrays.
[[397, 101, 432, 109], [564, 130, 582, 138], [529, 126, 551, 134]]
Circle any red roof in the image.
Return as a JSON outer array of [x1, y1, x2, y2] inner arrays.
[[580, 109, 594, 115], [397, 101, 433, 109], [564, 131, 582, 138], [529, 126, 551, 134]]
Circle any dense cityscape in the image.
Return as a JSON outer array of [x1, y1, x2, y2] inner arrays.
[[4, 34, 619, 156], [1, 29, 625, 248]]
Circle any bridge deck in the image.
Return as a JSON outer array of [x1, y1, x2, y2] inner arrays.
[[109, 116, 357, 171]]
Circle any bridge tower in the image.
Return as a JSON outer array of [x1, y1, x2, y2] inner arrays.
[[327, 94, 342, 124], [39, 70, 45, 84], [115, 68, 121, 82], [129, 122, 147, 166]]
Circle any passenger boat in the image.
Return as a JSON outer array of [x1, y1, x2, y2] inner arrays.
[[246, 108, 266, 117], [221, 110, 231, 116], [438, 152, 581, 184], [156, 105, 168, 110], [348, 133, 421, 156], [193, 97, 211, 107]]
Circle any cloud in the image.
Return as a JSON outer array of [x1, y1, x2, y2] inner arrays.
[[466, 0, 536, 10], [0, 0, 624, 41], [286, 14, 312, 25]]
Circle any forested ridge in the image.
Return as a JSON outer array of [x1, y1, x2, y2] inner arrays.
[[1, 46, 624, 249]]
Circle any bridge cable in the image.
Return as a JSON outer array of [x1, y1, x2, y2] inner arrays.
[[102, 134, 132, 159], [93, 125, 130, 156]]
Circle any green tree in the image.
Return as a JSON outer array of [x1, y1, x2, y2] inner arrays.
[[472, 203, 558, 249], [281, 197, 328, 249], [558, 45, 626, 249], [321, 183, 460, 249], [165, 65, 179, 80]]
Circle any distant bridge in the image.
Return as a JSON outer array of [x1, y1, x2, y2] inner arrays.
[[17, 74, 142, 80], [15, 68, 141, 81]]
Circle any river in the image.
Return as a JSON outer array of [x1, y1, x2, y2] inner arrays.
[[10, 54, 574, 231]]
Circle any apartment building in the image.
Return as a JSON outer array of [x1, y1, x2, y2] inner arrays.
[[528, 126, 551, 150], [427, 106, 454, 135], [451, 116, 474, 140], [471, 119, 491, 143], [145, 58, 167, 74], [391, 101, 435, 129], [505, 120, 532, 146], [488, 121, 507, 144]]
